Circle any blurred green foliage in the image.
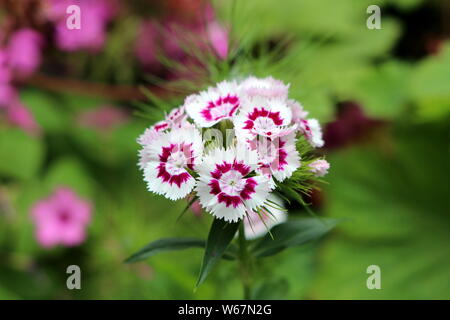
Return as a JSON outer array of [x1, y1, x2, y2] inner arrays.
[[312, 121, 450, 299]]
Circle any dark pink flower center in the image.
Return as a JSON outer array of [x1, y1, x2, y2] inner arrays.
[[58, 209, 72, 224], [242, 107, 287, 138], [157, 143, 194, 187], [208, 161, 256, 208], [157, 164, 191, 187]]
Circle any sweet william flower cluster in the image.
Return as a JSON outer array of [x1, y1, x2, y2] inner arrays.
[[138, 76, 329, 226]]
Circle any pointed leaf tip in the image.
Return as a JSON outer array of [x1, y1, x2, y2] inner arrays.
[[196, 218, 240, 288]]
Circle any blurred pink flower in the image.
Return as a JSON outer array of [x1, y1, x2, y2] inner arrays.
[[45, 0, 72, 20], [5, 101, 40, 135], [0, 84, 17, 107], [48, 0, 117, 52], [202, 4, 229, 60], [0, 27, 42, 133], [206, 21, 228, 60], [135, 21, 160, 69], [323, 102, 385, 150], [162, 21, 194, 61], [6, 28, 43, 77], [31, 187, 92, 248], [0, 50, 12, 84], [77, 105, 129, 130], [135, 4, 228, 68]]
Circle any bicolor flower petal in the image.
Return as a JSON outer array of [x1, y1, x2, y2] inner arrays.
[[195, 145, 271, 222], [234, 96, 295, 142], [137, 106, 193, 170], [31, 187, 92, 248], [184, 80, 240, 127], [143, 128, 203, 200], [298, 118, 324, 148], [137, 120, 171, 170], [254, 133, 300, 182]]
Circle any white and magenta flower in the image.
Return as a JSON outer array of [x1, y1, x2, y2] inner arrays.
[[138, 120, 171, 146], [143, 128, 203, 200], [136, 76, 329, 223], [254, 133, 301, 182], [239, 76, 289, 100], [244, 193, 287, 240], [185, 80, 240, 127], [309, 159, 330, 177], [137, 121, 170, 170], [137, 106, 192, 169], [31, 187, 92, 248], [195, 145, 271, 222], [288, 99, 308, 124], [138, 106, 190, 144], [234, 96, 295, 142], [298, 118, 324, 148]]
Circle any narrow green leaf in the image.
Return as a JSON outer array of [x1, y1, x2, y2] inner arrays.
[[125, 238, 205, 263], [196, 219, 240, 288], [252, 217, 339, 258]]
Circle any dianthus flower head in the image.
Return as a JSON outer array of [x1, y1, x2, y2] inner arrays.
[[143, 127, 203, 200], [252, 132, 301, 183], [185, 80, 240, 127], [137, 76, 329, 223], [195, 144, 272, 222], [137, 106, 193, 170], [234, 95, 296, 142]]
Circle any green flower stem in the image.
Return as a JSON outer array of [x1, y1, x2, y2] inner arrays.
[[238, 221, 253, 300]]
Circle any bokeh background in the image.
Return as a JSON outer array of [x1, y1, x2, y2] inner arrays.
[[0, 0, 449, 299]]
